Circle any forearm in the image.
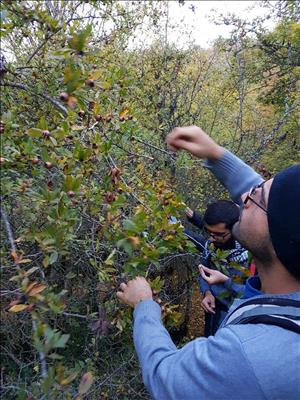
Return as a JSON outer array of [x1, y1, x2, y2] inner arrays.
[[199, 276, 210, 294], [204, 150, 263, 203], [186, 211, 203, 229], [184, 229, 206, 252], [133, 300, 261, 400]]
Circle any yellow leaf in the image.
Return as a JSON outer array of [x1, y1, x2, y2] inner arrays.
[[27, 284, 46, 297], [60, 371, 78, 386], [78, 372, 94, 395], [17, 258, 32, 264], [8, 304, 28, 312], [119, 108, 129, 118], [89, 69, 102, 80]]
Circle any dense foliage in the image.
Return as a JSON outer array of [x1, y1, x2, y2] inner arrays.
[[0, 1, 299, 398]]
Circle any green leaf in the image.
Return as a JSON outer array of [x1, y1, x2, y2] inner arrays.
[[123, 219, 137, 232], [104, 249, 116, 265], [49, 136, 57, 146], [65, 271, 76, 279], [49, 251, 58, 265], [54, 333, 70, 348], [48, 353, 63, 360], [117, 238, 133, 255], [68, 25, 92, 53], [27, 128, 42, 138]]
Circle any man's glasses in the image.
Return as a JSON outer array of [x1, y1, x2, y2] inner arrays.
[[203, 227, 231, 240], [243, 182, 268, 214]]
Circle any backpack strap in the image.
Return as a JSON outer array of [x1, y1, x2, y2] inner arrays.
[[224, 298, 300, 334]]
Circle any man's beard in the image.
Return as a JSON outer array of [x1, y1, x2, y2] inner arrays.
[[214, 236, 236, 250], [232, 221, 273, 263]]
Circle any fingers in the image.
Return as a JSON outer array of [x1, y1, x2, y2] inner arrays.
[[199, 264, 212, 274], [199, 265, 212, 284], [119, 282, 127, 291], [204, 300, 215, 314], [201, 299, 215, 314], [116, 291, 124, 302]]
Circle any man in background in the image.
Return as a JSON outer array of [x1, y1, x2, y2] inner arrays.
[[184, 200, 249, 335]]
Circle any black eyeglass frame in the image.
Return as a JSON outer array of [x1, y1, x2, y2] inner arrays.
[[203, 227, 231, 240], [243, 182, 268, 214]]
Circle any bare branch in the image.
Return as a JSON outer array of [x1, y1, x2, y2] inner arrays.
[[132, 135, 175, 159], [0, 206, 17, 256], [32, 320, 47, 379]]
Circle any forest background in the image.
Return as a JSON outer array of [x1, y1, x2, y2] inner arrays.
[[0, 0, 299, 399]]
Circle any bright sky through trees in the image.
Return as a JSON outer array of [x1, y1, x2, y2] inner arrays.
[[130, 0, 278, 49]]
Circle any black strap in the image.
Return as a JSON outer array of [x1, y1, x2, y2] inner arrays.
[[225, 298, 300, 334], [236, 315, 300, 334], [230, 297, 300, 314]]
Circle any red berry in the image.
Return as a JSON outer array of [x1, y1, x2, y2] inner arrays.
[[95, 115, 102, 121], [45, 161, 54, 169], [42, 130, 50, 138], [31, 158, 39, 165], [78, 110, 85, 118], [85, 79, 95, 88], [59, 92, 69, 102], [67, 190, 75, 198]]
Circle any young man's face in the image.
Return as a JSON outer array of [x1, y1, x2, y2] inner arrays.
[[203, 222, 232, 248], [232, 179, 274, 262]]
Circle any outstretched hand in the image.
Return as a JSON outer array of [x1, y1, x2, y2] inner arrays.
[[117, 277, 153, 308], [185, 207, 194, 218], [199, 264, 229, 285], [166, 126, 224, 160]]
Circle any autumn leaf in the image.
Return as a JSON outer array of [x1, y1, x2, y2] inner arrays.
[[60, 371, 78, 386], [78, 372, 94, 395], [11, 250, 19, 262], [27, 284, 46, 297], [127, 236, 140, 247], [8, 304, 28, 312], [119, 108, 129, 119], [26, 281, 38, 294]]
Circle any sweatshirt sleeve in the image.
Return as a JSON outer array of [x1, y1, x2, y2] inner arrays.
[[184, 229, 207, 252], [186, 211, 204, 229], [204, 150, 263, 204], [133, 300, 263, 400], [224, 278, 245, 297], [198, 275, 210, 294]]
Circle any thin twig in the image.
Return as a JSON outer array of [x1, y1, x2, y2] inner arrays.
[[0, 206, 17, 255], [61, 312, 89, 320], [106, 155, 150, 211], [32, 320, 47, 379], [1, 82, 67, 115], [132, 135, 175, 159]]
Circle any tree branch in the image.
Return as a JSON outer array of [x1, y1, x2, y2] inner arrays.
[[32, 320, 47, 379], [0, 206, 17, 257], [1, 82, 68, 115], [132, 135, 175, 159]]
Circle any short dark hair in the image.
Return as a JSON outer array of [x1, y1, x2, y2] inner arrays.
[[203, 200, 239, 230]]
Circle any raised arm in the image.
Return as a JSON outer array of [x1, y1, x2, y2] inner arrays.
[[167, 126, 263, 203]]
